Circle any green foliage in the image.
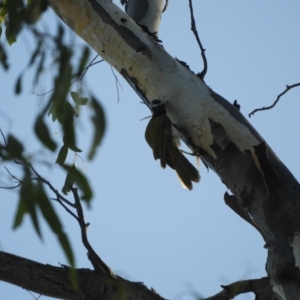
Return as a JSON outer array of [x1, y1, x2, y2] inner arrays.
[[0, 0, 48, 45], [6, 134, 24, 158], [62, 165, 93, 204], [56, 144, 69, 165], [37, 182, 75, 266], [0, 134, 75, 267], [34, 115, 57, 151], [88, 97, 106, 160], [71, 91, 88, 106], [0, 43, 9, 69], [0, 0, 107, 275]]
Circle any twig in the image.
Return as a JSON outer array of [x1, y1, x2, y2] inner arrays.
[[249, 82, 300, 117], [33, 56, 104, 97], [188, 0, 208, 80], [111, 66, 123, 102], [80, 55, 103, 80], [71, 187, 115, 277], [0, 167, 23, 189], [50, 197, 79, 220], [30, 166, 75, 208], [162, 0, 169, 13]]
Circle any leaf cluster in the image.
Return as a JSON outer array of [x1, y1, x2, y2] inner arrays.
[[0, 1, 107, 274]]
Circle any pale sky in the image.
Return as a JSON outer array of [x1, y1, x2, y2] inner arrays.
[[1, 1, 300, 300]]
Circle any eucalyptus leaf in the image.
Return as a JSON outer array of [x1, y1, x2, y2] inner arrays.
[[70, 91, 88, 105], [7, 134, 24, 158], [15, 73, 22, 94], [34, 116, 57, 151], [88, 97, 106, 160], [62, 165, 92, 203], [56, 144, 68, 165], [37, 183, 75, 267]]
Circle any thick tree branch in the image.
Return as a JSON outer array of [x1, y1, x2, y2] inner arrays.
[[0, 251, 165, 300]]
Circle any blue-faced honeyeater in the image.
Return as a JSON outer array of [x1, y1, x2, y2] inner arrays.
[[145, 101, 200, 190]]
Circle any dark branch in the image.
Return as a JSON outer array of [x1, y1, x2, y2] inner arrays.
[[249, 82, 300, 117], [31, 166, 76, 208], [0, 251, 165, 300], [162, 0, 169, 13], [71, 187, 115, 277], [202, 277, 278, 300], [110, 66, 123, 102], [188, 0, 208, 80]]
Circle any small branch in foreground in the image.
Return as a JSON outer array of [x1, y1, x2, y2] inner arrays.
[[249, 82, 300, 117], [188, 0, 208, 80], [71, 187, 116, 278], [111, 66, 123, 102]]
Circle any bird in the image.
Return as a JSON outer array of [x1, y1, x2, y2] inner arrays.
[[145, 100, 200, 190]]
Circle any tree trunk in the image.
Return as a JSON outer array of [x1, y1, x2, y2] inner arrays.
[[2, 0, 300, 299]]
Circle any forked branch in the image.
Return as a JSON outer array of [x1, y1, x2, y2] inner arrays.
[[188, 0, 208, 80]]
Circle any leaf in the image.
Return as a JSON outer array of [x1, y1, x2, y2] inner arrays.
[[56, 144, 68, 165], [70, 91, 88, 105], [68, 268, 78, 290], [62, 166, 75, 195], [7, 134, 24, 158], [37, 182, 75, 267], [29, 40, 42, 66], [0, 43, 9, 70], [65, 141, 82, 153], [37, 183, 62, 234], [76, 46, 90, 77], [15, 73, 22, 94], [62, 165, 93, 203], [17, 175, 42, 238], [88, 97, 106, 160], [0, 5, 9, 24], [12, 197, 27, 229], [48, 47, 72, 122], [58, 232, 75, 267], [5, 27, 16, 45], [23, 0, 48, 24], [34, 116, 57, 151], [34, 50, 45, 84]]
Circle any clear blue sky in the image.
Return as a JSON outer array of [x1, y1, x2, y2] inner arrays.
[[1, 1, 300, 299]]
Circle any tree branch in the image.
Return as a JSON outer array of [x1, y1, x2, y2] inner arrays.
[[249, 82, 300, 117], [71, 187, 115, 277], [0, 251, 165, 300], [188, 0, 208, 80], [202, 277, 278, 300]]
